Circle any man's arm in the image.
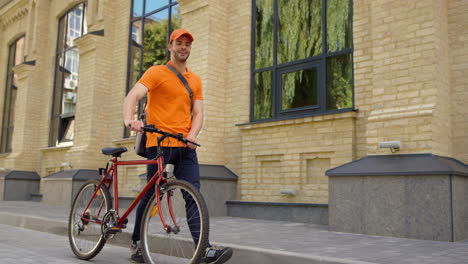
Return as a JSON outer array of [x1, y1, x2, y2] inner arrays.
[[123, 83, 148, 133], [186, 99, 203, 149]]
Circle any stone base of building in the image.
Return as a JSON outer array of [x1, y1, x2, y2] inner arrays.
[[226, 200, 328, 225], [42, 169, 101, 208], [327, 153, 468, 241], [0, 171, 40, 201]]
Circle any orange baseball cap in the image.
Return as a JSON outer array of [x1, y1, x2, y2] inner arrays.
[[169, 28, 194, 43]]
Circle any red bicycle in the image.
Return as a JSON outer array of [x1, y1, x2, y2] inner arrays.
[[68, 125, 209, 263]]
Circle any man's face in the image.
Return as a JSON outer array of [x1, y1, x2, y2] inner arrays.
[[169, 35, 192, 62]]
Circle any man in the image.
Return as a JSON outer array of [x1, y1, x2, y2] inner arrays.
[[123, 29, 233, 264]]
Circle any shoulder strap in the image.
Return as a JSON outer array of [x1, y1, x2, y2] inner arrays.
[[165, 64, 193, 109]]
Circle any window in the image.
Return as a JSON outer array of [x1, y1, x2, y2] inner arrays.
[[50, 3, 87, 146], [252, 0, 353, 121], [1, 36, 25, 153], [126, 0, 181, 137]]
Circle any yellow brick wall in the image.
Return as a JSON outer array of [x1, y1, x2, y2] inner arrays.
[[223, 0, 252, 180], [177, 0, 228, 166], [448, 0, 468, 163], [354, 0, 454, 157], [38, 0, 112, 177], [432, 0, 451, 157], [238, 113, 356, 203], [0, 0, 53, 172], [352, 0, 373, 159]]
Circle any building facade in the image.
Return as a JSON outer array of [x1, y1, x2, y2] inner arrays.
[[0, 0, 467, 208]]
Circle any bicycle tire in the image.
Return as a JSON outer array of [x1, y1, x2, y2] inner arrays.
[[141, 179, 210, 264], [68, 180, 111, 260]]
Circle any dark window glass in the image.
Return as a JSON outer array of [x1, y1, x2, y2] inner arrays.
[[50, 3, 87, 146], [252, 0, 353, 121], [1, 36, 24, 153], [126, 0, 179, 137], [281, 67, 318, 111], [254, 0, 274, 69], [327, 53, 353, 110], [327, 0, 352, 53], [129, 19, 143, 89], [254, 71, 273, 120], [277, 0, 322, 64]]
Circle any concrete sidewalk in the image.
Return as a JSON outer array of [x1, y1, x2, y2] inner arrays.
[[1, 201, 468, 264]]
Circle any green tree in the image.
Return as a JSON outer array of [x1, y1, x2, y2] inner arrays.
[[142, 10, 181, 71]]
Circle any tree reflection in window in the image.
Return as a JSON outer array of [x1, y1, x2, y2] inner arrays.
[[327, 54, 352, 109], [254, 71, 273, 120], [277, 0, 322, 64], [252, 0, 353, 121], [282, 67, 318, 110]]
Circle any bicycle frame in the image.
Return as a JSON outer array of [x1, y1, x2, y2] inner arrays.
[[81, 154, 168, 229], [79, 126, 199, 235], [68, 125, 207, 262]]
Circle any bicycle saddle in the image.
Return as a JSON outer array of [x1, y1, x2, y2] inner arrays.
[[101, 147, 128, 157]]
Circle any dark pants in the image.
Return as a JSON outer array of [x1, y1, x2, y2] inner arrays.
[[131, 147, 202, 243]]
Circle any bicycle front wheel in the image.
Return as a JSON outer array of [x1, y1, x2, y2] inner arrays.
[[68, 180, 111, 260], [141, 179, 209, 264]]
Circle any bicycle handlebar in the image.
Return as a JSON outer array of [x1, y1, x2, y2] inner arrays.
[[142, 125, 200, 147]]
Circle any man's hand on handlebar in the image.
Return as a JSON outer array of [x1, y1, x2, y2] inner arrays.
[[142, 125, 200, 148], [125, 120, 144, 133], [185, 135, 199, 150]]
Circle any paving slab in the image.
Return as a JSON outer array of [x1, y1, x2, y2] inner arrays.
[[1, 201, 468, 264]]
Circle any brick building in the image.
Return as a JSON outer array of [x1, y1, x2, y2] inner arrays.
[[0, 0, 467, 221]]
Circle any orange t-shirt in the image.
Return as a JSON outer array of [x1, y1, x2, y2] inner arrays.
[[138, 61, 203, 147]]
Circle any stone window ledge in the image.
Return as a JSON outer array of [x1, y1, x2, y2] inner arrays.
[[237, 110, 357, 130], [40, 145, 73, 153]]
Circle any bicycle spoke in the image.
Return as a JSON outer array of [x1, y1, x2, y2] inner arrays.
[[68, 181, 110, 260], [142, 180, 209, 264]]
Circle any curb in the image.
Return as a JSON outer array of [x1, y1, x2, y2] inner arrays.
[[0, 212, 376, 264]]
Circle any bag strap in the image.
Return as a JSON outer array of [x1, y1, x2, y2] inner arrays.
[[165, 64, 193, 110]]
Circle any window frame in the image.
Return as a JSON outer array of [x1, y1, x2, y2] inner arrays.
[[276, 61, 322, 117], [49, 2, 87, 147], [250, 0, 355, 123], [1, 35, 25, 153], [124, 0, 180, 138]]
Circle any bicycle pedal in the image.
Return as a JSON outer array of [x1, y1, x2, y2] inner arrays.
[[109, 227, 122, 234], [150, 205, 158, 218]]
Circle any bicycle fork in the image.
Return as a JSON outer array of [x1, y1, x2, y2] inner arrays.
[[154, 164, 181, 234]]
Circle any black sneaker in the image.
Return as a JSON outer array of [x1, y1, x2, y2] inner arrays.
[[130, 241, 145, 263], [203, 247, 233, 264]]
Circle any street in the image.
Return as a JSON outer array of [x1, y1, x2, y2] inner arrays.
[[0, 224, 185, 264], [4, 200, 468, 264]]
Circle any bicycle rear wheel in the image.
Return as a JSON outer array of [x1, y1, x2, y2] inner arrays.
[[141, 179, 209, 264], [68, 180, 111, 260]]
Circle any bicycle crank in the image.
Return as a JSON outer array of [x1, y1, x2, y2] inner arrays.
[[101, 210, 121, 240]]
